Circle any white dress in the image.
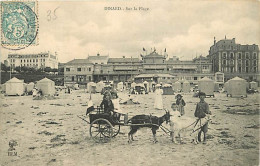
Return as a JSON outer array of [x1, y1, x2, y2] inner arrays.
[[154, 89, 163, 110], [112, 98, 123, 114]]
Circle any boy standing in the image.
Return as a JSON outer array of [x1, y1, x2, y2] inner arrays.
[[194, 92, 211, 144], [176, 94, 186, 116]]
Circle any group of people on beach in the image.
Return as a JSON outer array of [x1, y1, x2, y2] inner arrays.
[[89, 86, 211, 144]]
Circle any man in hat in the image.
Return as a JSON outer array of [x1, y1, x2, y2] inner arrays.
[[176, 94, 186, 116], [194, 92, 211, 144]]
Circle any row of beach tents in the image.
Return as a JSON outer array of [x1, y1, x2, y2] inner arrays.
[[1, 77, 55, 96]]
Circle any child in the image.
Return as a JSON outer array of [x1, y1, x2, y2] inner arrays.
[[176, 94, 186, 116], [170, 103, 182, 143], [194, 92, 211, 144], [100, 93, 114, 115]]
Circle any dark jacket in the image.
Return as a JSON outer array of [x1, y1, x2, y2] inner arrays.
[[194, 101, 210, 118], [100, 99, 114, 114], [176, 99, 186, 106]]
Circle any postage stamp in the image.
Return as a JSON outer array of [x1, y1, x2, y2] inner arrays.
[[1, 1, 38, 50]]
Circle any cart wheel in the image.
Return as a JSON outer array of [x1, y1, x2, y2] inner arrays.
[[90, 118, 114, 143], [112, 125, 120, 137]]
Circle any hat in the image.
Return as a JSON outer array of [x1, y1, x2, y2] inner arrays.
[[176, 94, 183, 98], [198, 92, 206, 97]]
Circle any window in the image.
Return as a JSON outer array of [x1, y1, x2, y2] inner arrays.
[[194, 77, 197, 80], [21, 60, 22, 62], [230, 53, 234, 59], [253, 60, 257, 66], [24, 60, 26, 62], [253, 67, 257, 73], [43, 59, 45, 62], [245, 67, 249, 73], [77, 68, 81, 72], [222, 53, 226, 59], [27, 60, 29, 62], [33, 59, 35, 62], [246, 60, 249, 66], [66, 68, 70, 72], [238, 60, 242, 65], [230, 67, 234, 73], [253, 53, 257, 59], [89, 68, 91, 71], [238, 67, 241, 73], [238, 53, 242, 59], [72, 76, 74, 81], [30, 59, 31, 62], [36, 59, 38, 62], [230, 60, 234, 65], [89, 76, 91, 81], [245, 53, 249, 59], [223, 60, 226, 65]]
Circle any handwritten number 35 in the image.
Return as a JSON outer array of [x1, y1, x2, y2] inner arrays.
[[47, 8, 59, 21]]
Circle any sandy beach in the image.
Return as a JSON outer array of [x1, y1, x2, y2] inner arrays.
[[0, 90, 259, 166]]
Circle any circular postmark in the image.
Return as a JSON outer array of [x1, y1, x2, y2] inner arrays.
[[1, 2, 38, 50]]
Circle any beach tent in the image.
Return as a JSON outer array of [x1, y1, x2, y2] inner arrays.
[[117, 82, 124, 91], [228, 77, 247, 97], [174, 81, 181, 92], [87, 82, 97, 93], [26, 82, 35, 92], [182, 80, 191, 93], [224, 81, 229, 92], [214, 82, 220, 92], [131, 82, 137, 88], [23, 83, 27, 93], [162, 84, 174, 95], [249, 81, 258, 90], [198, 77, 214, 97], [96, 81, 105, 93], [36, 78, 55, 95], [74, 84, 79, 90], [5, 77, 24, 96]]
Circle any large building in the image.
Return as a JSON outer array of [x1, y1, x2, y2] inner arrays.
[[7, 52, 58, 69], [208, 37, 259, 82]]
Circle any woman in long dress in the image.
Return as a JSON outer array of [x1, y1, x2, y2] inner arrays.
[[154, 84, 163, 110]]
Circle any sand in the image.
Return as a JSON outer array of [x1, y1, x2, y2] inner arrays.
[[0, 89, 259, 166]]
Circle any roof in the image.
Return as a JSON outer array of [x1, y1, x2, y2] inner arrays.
[[38, 77, 54, 83], [198, 77, 214, 82], [229, 76, 246, 81], [135, 74, 174, 78], [108, 58, 140, 63], [144, 51, 165, 58], [88, 55, 109, 61], [66, 59, 93, 65], [6, 77, 23, 83]]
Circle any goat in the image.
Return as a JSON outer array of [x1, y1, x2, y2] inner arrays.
[[128, 110, 170, 143]]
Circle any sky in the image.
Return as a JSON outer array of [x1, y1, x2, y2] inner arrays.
[[1, 0, 260, 63]]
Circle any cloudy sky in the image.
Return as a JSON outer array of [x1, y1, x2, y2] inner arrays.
[[1, 0, 259, 63]]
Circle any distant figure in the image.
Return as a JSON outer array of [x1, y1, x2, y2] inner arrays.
[[176, 94, 186, 116], [194, 92, 211, 144], [154, 84, 163, 110], [67, 87, 71, 94], [32, 88, 38, 97]]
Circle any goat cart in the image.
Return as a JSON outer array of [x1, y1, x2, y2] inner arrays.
[[77, 107, 172, 143]]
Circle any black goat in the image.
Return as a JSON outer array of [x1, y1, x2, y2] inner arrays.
[[128, 110, 170, 143]]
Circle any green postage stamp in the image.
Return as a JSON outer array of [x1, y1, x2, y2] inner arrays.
[[1, 1, 38, 50]]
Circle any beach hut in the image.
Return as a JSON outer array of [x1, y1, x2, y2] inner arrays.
[[249, 81, 258, 90], [96, 81, 105, 93], [198, 77, 214, 97], [26, 82, 35, 92], [87, 82, 97, 93], [182, 80, 191, 93], [36, 78, 55, 95], [228, 77, 247, 97], [117, 82, 124, 91], [214, 82, 220, 92], [174, 81, 181, 92], [162, 84, 174, 95], [5, 77, 24, 96]]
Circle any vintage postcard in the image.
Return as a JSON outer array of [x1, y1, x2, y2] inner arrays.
[[0, 0, 259, 166]]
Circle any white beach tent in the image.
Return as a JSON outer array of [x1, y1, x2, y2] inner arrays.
[[228, 77, 247, 97], [249, 81, 258, 90], [87, 82, 97, 93], [117, 82, 124, 91], [131, 82, 137, 88], [174, 81, 182, 92], [162, 84, 174, 95], [182, 80, 191, 93], [5, 77, 24, 96], [96, 81, 105, 93], [36, 78, 55, 95], [26, 82, 35, 92], [198, 77, 214, 97]]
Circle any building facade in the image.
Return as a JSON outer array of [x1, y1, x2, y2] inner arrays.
[[208, 37, 259, 82], [7, 52, 58, 69]]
